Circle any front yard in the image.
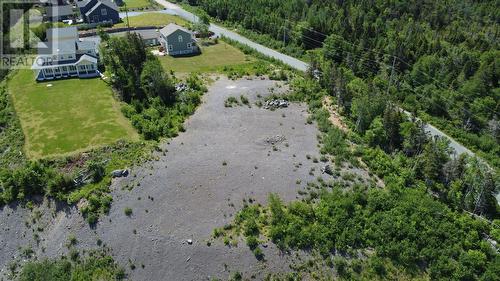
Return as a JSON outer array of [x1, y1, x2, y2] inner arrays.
[[158, 41, 258, 74], [8, 70, 140, 158], [121, 0, 155, 10], [115, 12, 188, 28]]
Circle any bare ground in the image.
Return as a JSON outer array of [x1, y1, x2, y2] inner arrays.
[[0, 77, 347, 280]]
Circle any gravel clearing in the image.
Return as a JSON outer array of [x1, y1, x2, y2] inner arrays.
[[1, 77, 329, 280]]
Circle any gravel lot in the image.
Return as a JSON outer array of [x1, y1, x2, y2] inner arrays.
[[1, 77, 329, 280]]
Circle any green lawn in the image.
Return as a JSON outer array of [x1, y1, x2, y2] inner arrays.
[[122, 0, 152, 9], [116, 13, 188, 28], [158, 41, 256, 74], [8, 70, 140, 159]]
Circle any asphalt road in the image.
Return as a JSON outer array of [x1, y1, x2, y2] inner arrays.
[[402, 111, 474, 157]]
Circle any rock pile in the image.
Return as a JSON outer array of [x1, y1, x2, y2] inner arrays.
[[264, 99, 289, 109], [175, 83, 188, 92], [264, 135, 286, 145]]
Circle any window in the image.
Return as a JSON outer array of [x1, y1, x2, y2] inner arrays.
[[187, 43, 192, 48], [178, 35, 183, 42], [62, 66, 67, 72], [101, 8, 107, 16], [168, 45, 173, 51]]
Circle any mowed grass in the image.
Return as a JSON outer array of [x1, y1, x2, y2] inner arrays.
[[9, 70, 140, 159], [116, 13, 188, 28], [122, 0, 152, 9], [158, 41, 256, 74]]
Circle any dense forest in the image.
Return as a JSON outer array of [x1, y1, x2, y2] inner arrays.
[[188, 0, 499, 168]]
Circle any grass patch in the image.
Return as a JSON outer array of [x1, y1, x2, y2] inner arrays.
[[158, 41, 257, 74], [122, 0, 154, 10], [0, 79, 26, 168], [115, 13, 188, 28], [18, 251, 124, 281], [8, 70, 140, 158]]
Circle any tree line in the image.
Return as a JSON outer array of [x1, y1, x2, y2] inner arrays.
[[100, 32, 207, 140]]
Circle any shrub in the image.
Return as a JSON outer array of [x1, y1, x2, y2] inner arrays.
[[67, 234, 77, 247], [240, 95, 249, 105], [86, 161, 105, 183], [246, 236, 258, 250], [253, 247, 264, 260], [124, 207, 133, 216]]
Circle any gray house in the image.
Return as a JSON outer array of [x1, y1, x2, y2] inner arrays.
[[77, 0, 120, 24], [159, 23, 198, 56]]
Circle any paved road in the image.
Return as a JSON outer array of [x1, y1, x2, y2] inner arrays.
[[402, 111, 474, 157]]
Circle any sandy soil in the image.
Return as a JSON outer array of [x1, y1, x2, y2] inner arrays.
[[1, 77, 331, 280]]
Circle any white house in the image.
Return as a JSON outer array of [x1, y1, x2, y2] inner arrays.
[[32, 27, 99, 81]]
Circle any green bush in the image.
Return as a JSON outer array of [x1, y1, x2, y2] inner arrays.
[[124, 207, 133, 216], [19, 251, 124, 281], [246, 236, 258, 250]]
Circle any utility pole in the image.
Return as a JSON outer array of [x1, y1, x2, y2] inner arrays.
[[124, 3, 130, 32], [386, 56, 396, 96], [283, 17, 290, 47]]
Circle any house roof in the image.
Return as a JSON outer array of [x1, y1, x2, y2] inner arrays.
[[36, 39, 98, 61], [76, 41, 96, 50], [77, 54, 98, 64], [36, 39, 75, 56], [76, 0, 94, 8], [160, 23, 192, 37], [134, 30, 159, 40], [46, 27, 78, 41], [32, 54, 98, 69], [76, 40, 96, 51], [46, 5, 73, 17], [50, 40, 77, 55], [85, 0, 118, 16]]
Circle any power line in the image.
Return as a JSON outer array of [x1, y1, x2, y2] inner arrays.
[[284, 22, 499, 117], [284, 27, 491, 130]]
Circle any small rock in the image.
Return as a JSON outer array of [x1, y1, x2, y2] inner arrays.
[[111, 169, 129, 178], [321, 165, 333, 175]]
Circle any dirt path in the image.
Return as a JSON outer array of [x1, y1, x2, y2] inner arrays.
[[322, 96, 348, 132]]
